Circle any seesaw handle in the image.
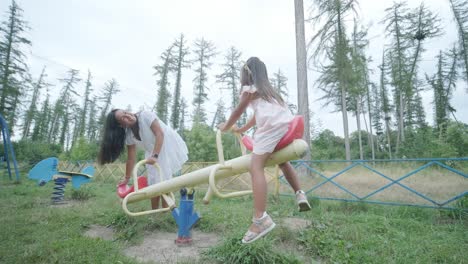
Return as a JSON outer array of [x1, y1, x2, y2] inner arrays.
[[208, 164, 252, 199], [122, 192, 176, 216], [122, 159, 176, 216], [132, 159, 162, 192]]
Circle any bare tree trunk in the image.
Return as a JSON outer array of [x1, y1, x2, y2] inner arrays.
[[294, 0, 311, 160], [356, 99, 363, 160]]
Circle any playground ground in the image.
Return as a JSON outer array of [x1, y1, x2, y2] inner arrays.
[[0, 176, 466, 264]]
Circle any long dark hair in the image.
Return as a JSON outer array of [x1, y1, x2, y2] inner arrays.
[[240, 57, 285, 106], [97, 109, 126, 165]]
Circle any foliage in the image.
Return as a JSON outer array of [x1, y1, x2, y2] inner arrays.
[[8, 139, 62, 163]]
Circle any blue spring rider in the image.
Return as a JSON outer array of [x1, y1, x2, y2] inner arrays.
[[172, 188, 200, 245], [28, 157, 94, 203]]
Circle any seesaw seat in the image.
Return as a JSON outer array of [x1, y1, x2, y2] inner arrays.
[[241, 115, 304, 152], [117, 176, 148, 198]]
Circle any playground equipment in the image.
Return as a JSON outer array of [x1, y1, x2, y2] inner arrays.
[[119, 116, 307, 244], [28, 157, 94, 203], [0, 114, 19, 181]]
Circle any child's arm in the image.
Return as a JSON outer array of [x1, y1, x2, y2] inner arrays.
[[220, 92, 252, 131], [234, 115, 255, 133]]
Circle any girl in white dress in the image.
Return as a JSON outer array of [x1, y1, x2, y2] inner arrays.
[[219, 57, 311, 244], [98, 109, 188, 209]]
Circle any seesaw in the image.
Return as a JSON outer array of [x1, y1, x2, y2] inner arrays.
[[121, 116, 306, 212], [118, 116, 307, 244], [29, 157, 94, 204]]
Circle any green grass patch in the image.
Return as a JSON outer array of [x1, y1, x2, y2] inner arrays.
[[0, 179, 466, 263]]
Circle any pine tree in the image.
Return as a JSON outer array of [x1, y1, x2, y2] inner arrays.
[[154, 44, 175, 124], [31, 89, 51, 141], [22, 67, 48, 139], [78, 70, 93, 138], [216, 47, 244, 126], [309, 0, 358, 160], [192, 38, 216, 125], [97, 79, 120, 134], [449, 0, 468, 92], [0, 0, 31, 132], [170, 34, 190, 129], [48, 69, 80, 145]]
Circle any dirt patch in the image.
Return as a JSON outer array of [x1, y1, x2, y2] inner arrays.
[[281, 217, 312, 231], [84, 225, 220, 263], [124, 231, 219, 263], [84, 225, 115, 241]]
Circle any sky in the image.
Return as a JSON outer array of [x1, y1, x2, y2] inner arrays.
[[1, 0, 467, 137]]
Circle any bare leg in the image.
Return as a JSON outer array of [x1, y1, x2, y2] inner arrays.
[[248, 152, 272, 232], [151, 196, 160, 209], [279, 162, 301, 192]]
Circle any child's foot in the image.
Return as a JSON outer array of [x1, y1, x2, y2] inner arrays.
[[296, 190, 311, 212], [241, 213, 276, 244]]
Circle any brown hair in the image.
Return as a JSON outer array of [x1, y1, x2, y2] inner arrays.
[[240, 57, 285, 105]]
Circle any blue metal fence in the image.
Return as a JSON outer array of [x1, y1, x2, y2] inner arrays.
[[280, 158, 468, 210]]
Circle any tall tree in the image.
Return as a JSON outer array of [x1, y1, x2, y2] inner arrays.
[[170, 34, 190, 129], [308, 0, 358, 160], [405, 3, 442, 128], [426, 48, 458, 137], [216, 46, 244, 126], [178, 98, 187, 137], [21, 67, 48, 139], [0, 0, 31, 131], [31, 88, 51, 141], [211, 98, 226, 129], [97, 79, 120, 132], [382, 2, 414, 155], [86, 96, 99, 142], [379, 50, 393, 158], [349, 21, 370, 160], [192, 38, 216, 125], [153, 44, 175, 124], [78, 70, 93, 138], [48, 69, 80, 145], [271, 68, 297, 113], [449, 0, 468, 92]]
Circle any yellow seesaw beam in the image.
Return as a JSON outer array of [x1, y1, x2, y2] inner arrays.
[[122, 138, 308, 215]]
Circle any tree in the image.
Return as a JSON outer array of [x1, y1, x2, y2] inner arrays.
[[0, 0, 31, 131], [216, 46, 245, 126], [31, 89, 51, 142], [426, 48, 458, 137], [211, 98, 226, 129], [192, 38, 216, 125], [97, 79, 120, 133], [449, 0, 468, 92], [86, 96, 99, 142], [270, 68, 297, 113], [405, 3, 441, 129], [22, 67, 48, 139], [170, 34, 190, 129], [379, 50, 393, 158], [48, 69, 80, 146], [153, 44, 175, 124], [178, 98, 187, 137], [78, 70, 93, 138], [308, 0, 359, 160]]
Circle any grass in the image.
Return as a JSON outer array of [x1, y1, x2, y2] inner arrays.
[[0, 175, 467, 264]]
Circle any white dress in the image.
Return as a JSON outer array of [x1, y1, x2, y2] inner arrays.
[[241, 85, 294, 155], [125, 111, 189, 185]]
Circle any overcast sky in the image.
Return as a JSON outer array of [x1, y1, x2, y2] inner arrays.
[[1, 0, 467, 137]]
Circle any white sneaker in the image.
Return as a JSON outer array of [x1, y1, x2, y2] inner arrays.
[[296, 190, 311, 212]]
